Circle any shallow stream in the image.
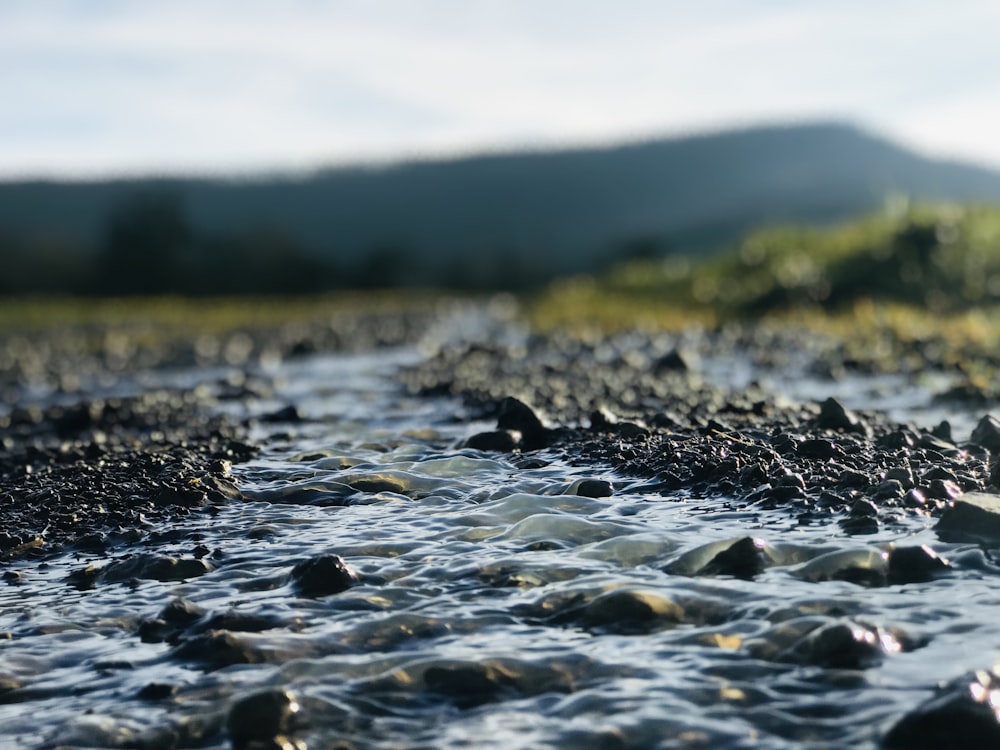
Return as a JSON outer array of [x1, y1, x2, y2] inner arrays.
[[2, 326, 999, 749]]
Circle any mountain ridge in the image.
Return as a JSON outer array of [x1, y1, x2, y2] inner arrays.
[[3, 122, 1000, 293]]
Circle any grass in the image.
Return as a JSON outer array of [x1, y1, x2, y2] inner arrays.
[[0, 291, 446, 333]]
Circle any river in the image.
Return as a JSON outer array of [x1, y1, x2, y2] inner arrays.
[[1, 319, 998, 749]]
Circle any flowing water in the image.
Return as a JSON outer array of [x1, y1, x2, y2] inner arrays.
[[1, 326, 999, 749]]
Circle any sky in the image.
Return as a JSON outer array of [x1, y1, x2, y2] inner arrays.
[[3, 0, 1000, 178]]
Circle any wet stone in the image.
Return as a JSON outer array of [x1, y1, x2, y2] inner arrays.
[[570, 478, 613, 498], [840, 515, 879, 535], [290, 554, 358, 597], [888, 545, 950, 585], [171, 631, 265, 670], [696, 536, 768, 580], [574, 589, 685, 635], [424, 663, 518, 708], [495, 396, 549, 449], [780, 620, 900, 670], [227, 689, 302, 750], [465, 430, 520, 453], [884, 667, 1000, 749], [936, 493, 1000, 541]]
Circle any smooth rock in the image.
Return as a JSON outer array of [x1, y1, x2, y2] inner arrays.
[[227, 689, 301, 750], [465, 430, 520, 452], [569, 478, 614, 498], [884, 667, 1000, 749], [781, 620, 900, 669], [887, 545, 950, 585], [577, 589, 684, 634], [936, 493, 1000, 540], [793, 547, 889, 587], [290, 554, 358, 597], [666, 536, 774, 579], [424, 663, 517, 708]]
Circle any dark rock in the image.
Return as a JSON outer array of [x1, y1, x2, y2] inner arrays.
[[424, 663, 517, 708], [936, 493, 1000, 540], [931, 420, 954, 443], [290, 554, 358, 597], [652, 348, 689, 373], [885, 467, 916, 490], [840, 516, 879, 535], [138, 682, 178, 701], [575, 589, 684, 634], [837, 470, 871, 490], [258, 405, 302, 424], [817, 397, 868, 434], [227, 689, 302, 750], [884, 667, 1000, 748], [850, 498, 878, 517], [971, 415, 1000, 454], [172, 631, 265, 670], [465, 430, 520, 452], [697, 536, 768, 580], [570, 479, 613, 498], [873, 479, 906, 502], [781, 620, 897, 669], [496, 397, 548, 449], [102, 555, 213, 584], [797, 438, 842, 459], [926, 479, 961, 501], [888, 545, 950, 585]]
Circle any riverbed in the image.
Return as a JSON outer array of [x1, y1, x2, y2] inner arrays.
[[1, 312, 999, 749]]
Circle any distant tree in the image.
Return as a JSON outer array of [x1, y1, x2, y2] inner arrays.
[[96, 189, 191, 295], [355, 244, 411, 288]]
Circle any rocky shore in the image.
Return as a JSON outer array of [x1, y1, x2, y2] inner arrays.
[[5, 313, 1000, 559], [4, 307, 1000, 747]]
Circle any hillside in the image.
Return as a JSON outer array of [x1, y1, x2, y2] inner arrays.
[[4, 122, 1000, 294]]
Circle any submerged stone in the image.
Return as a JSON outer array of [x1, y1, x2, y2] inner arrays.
[[781, 620, 900, 669], [290, 554, 358, 597], [424, 663, 518, 708], [227, 689, 302, 750], [577, 589, 684, 634]]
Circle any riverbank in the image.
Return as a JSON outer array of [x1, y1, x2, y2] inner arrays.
[[3, 295, 1000, 748]]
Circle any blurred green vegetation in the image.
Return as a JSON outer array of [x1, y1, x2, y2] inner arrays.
[[530, 203, 1000, 330]]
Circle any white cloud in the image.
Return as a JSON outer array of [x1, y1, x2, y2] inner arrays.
[[2, 0, 1000, 175]]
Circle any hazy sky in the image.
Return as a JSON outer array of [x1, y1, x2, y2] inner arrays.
[[3, 0, 999, 177]]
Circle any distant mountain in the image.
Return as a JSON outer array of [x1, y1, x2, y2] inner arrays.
[[4, 122, 1000, 294]]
